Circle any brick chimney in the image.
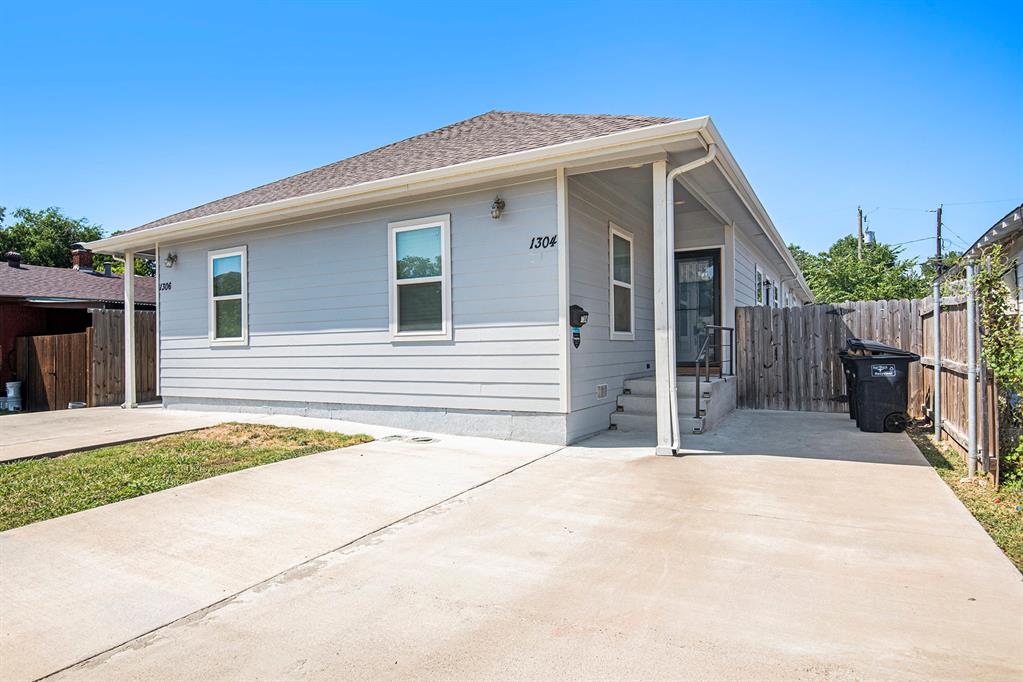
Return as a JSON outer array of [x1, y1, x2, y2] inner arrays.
[[71, 248, 93, 271]]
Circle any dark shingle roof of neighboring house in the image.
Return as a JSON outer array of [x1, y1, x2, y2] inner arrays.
[[129, 111, 678, 233], [0, 263, 156, 304]]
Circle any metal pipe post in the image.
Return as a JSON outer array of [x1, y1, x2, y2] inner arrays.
[[966, 262, 977, 477]]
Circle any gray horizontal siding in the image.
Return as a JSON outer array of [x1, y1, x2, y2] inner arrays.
[[158, 178, 562, 413], [567, 168, 655, 440]]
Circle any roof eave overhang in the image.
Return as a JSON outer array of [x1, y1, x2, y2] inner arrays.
[[87, 117, 712, 254], [698, 120, 813, 301]]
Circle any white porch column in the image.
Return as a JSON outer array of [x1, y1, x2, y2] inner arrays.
[[123, 251, 137, 408], [652, 161, 678, 455]]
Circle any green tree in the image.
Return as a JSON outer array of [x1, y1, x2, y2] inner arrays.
[[0, 207, 153, 276], [789, 235, 929, 303], [0, 206, 102, 268]]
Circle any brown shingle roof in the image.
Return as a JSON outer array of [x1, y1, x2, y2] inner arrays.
[[128, 111, 677, 233], [0, 263, 155, 304]]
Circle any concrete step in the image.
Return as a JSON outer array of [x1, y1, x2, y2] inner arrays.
[[616, 393, 711, 416], [622, 376, 728, 398], [610, 412, 706, 434]]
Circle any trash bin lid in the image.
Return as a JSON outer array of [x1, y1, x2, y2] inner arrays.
[[846, 338, 917, 356]]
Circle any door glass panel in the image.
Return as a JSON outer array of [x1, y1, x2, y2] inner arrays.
[[675, 251, 719, 365]]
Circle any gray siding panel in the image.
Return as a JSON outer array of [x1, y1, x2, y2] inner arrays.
[[566, 168, 655, 441], [158, 178, 562, 414]]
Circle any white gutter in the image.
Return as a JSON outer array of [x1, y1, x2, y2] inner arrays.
[[86, 117, 711, 254], [657, 144, 719, 454]]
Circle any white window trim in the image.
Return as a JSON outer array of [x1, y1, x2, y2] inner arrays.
[[208, 245, 248, 347], [388, 214, 452, 341], [609, 222, 635, 341], [755, 264, 764, 305]]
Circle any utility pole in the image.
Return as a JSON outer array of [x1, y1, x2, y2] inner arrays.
[[857, 206, 864, 260]]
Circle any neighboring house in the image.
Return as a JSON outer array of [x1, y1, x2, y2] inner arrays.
[[958, 203, 1023, 319], [0, 249, 155, 386], [88, 111, 811, 452]]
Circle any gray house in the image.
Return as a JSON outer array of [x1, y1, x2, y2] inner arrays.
[[89, 111, 811, 454]]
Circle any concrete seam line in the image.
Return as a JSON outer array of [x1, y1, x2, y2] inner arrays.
[[34, 443, 568, 681]]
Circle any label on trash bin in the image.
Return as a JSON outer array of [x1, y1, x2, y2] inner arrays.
[[871, 364, 896, 377]]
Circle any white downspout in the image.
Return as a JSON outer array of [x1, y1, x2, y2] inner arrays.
[[966, 262, 977, 477], [661, 143, 718, 452]]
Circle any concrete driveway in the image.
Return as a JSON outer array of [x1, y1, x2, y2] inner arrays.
[[0, 405, 228, 461], [2, 411, 1021, 680]]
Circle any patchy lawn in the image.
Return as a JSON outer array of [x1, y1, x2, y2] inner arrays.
[[0, 423, 372, 532], [908, 426, 1023, 572]]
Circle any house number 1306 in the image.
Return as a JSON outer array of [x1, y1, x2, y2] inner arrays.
[[529, 235, 558, 249]]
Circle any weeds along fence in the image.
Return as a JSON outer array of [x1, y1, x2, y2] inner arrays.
[[736, 299, 1000, 480]]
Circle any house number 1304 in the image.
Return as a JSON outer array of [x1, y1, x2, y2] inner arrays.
[[529, 235, 558, 249]]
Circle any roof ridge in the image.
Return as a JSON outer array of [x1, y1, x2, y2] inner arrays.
[[126, 110, 683, 233]]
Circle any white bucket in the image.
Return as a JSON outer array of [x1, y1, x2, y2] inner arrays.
[[5, 381, 22, 399]]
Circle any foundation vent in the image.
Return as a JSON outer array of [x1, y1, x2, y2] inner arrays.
[[596, 384, 608, 399]]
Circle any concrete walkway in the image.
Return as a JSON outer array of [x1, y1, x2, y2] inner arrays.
[[2, 411, 1021, 680]]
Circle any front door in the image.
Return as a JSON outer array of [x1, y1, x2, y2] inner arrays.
[[675, 249, 721, 366]]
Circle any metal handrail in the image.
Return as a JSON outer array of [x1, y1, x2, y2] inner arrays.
[[693, 325, 735, 419]]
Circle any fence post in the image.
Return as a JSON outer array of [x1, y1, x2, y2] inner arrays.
[[966, 263, 977, 477], [933, 281, 942, 440]]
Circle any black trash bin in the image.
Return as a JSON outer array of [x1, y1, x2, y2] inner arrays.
[[840, 339, 920, 433]]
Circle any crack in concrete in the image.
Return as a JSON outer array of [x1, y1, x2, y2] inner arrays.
[[36, 442, 567, 681]]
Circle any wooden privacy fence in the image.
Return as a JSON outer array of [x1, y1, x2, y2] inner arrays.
[[16, 332, 89, 412], [14, 309, 156, 411], [735, 300, 925, 415], [919, 297, 999, 478], [736, 298, 1000, 478], [88, 309, 157, 407]]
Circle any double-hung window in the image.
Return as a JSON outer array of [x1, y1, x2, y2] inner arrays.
[[609, 223, 634, 340], [209, 246, 247, 346], [389, 214, 451, 340]]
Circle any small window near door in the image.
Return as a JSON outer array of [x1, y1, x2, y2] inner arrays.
[[609, 223, 634, 340], [208, 246, 247, 346], [755, 265, 764, 304]]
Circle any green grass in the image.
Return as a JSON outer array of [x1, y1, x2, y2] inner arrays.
[[0, 423, 372, 532], [908, 427, 1023, 572]]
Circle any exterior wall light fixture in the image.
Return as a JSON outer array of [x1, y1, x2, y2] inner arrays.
[[491, 196, 506, 219]]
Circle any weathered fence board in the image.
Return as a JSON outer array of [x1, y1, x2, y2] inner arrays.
[[15, 332, 89, 411], [736, 300, 928, 415], [89, 309, 157, 406]]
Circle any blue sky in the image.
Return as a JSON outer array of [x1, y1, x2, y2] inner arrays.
[[2, 1, 1020, 264]]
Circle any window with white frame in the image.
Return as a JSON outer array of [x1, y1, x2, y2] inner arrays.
[[609, 223, 634, 340], [208, 246, 247, 345], [773, 283, 780, 308], [755, 265, 764, 304], [389, 214, 451, 339]]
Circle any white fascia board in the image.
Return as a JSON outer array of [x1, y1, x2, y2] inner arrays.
[[701, 120, 814, 302], [86, 117, 711, 254]]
